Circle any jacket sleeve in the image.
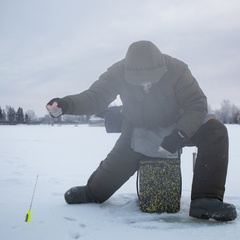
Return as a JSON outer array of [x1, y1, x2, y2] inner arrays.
[[61, 70, 119, 116], [174, 68, 208, 137]]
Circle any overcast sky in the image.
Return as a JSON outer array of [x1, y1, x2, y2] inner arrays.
[[1, 0, 240, 117]]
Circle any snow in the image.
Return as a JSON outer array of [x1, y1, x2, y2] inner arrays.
[[0, 124, 239, 240]]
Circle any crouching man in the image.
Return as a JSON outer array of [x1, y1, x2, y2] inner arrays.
[[47, 41, 237, 221]]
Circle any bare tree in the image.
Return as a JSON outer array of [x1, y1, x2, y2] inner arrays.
[[26, 110, 38, 123], [214, 100, 240, 124]]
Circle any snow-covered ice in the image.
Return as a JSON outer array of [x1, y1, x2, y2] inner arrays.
[[0, 124, 239, 240]]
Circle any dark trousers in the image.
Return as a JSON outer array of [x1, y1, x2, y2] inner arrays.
[[85, 119, 228, 203]]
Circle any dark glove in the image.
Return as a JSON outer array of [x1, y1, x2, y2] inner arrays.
[[46, 98, 68, 118], [161, 129, 187, 154]]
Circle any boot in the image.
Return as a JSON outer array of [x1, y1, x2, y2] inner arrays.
[[64, 186, 91, 204], [189, 198, 237, 221]]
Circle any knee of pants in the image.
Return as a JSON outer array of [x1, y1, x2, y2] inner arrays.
[[199, 119, 228, 145], [207, 119, 228, 135], [209, 119, 228, 148], [190, 119, 228, 157]]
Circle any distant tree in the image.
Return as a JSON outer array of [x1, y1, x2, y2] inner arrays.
[[25, 113, 29, 124], [26, 110, 38, 123], [6, 106, 16, 124], [0, 108, 7, 122], [214, 99, 240, 124], [231, 104, 240, 124], [220, 100, 232, 123], [41, 114, 52, 125], [0, 107, 3, 121], [16, 107, 24, 124]]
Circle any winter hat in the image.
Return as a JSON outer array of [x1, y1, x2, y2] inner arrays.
[[124, 41, 167, 85]]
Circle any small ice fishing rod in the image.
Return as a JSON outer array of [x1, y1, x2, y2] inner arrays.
[[25, 175, 39, 223]]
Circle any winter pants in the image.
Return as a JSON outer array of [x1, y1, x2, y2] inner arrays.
[[85, 119, 228, 203]]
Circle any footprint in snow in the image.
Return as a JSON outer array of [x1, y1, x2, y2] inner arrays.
[[69, 232, 81, 239], [64, 216, 77, 222]]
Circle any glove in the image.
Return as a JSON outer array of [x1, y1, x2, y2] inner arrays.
[[160, 129, 187, 154], [46, 98, 68, 118]]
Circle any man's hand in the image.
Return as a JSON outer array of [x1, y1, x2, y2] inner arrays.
[[46, 101, 58, 110], [160, 129, 187, 154], [46, 98, 68, 118]]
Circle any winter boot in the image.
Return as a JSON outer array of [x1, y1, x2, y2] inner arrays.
[[189, 198, 237, 221], [64, 186, 91, 204]]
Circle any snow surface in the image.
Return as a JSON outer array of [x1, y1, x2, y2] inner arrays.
[[0, 124, 239, 240]]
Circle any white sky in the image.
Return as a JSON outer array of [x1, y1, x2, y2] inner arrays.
[[0, 0, 240, 117]]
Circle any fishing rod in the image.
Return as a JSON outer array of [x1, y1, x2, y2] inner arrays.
[[25, 175, 39, 223]]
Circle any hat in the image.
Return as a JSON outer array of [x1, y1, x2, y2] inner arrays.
[[124, 41, 167, 86]]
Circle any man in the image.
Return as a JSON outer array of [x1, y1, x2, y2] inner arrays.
[[46, 41, 237, 221]]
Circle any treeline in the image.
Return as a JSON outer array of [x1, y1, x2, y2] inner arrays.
[[208, 100, 240, 124], [0, 106, 90, 125], [0, 99, 240, 125], [0, 106, 38, 125]]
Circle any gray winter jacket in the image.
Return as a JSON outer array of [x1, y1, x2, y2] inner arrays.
[[62, 55, 207, 138]]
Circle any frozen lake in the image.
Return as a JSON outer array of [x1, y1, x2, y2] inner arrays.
[[0, 124, 239, 240]]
